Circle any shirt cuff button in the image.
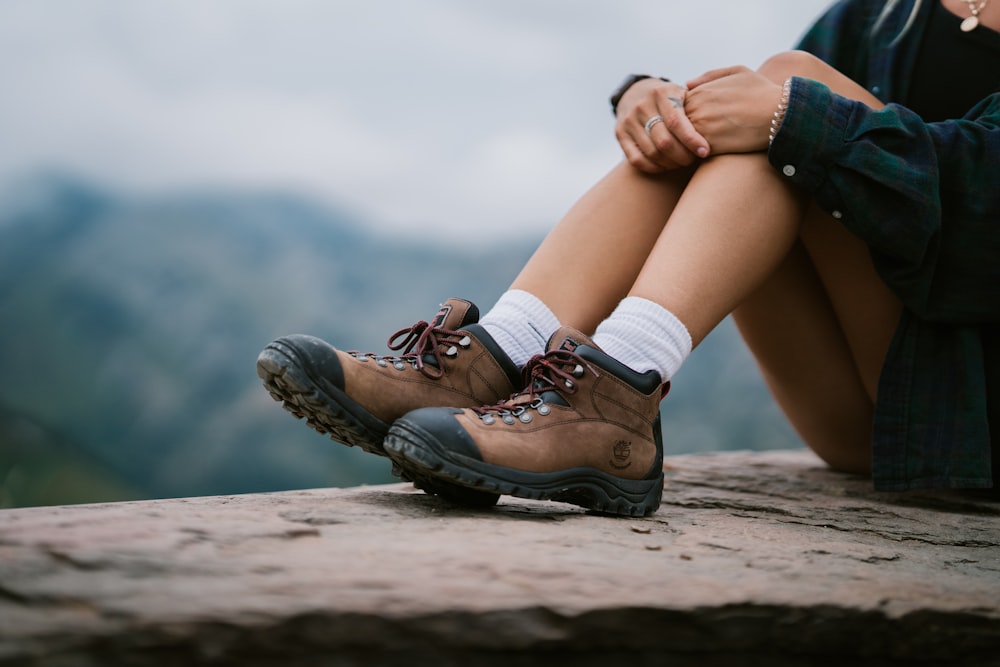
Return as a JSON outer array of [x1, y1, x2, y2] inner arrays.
[[782, 164, 796, 177]]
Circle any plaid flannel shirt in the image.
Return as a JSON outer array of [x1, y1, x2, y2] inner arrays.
[[768, 0, 1000, 490]]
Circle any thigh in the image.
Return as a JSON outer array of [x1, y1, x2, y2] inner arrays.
[[800, 207, 903, 401], [511, 161, 693, 334], [732, 239, 877, 475]]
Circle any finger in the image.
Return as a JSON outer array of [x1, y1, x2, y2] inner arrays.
[[621, 138, 665, 173], [647, 90, 710, 159], [637, 107, 702, 168], [622, 113, 664, 158], [617, 122, 670, 172], [631, 128, 673, 170], [686, 65, 748, 89], [646, 123, 699, 168], [660, 108, 711, 159], [620, 102, 702, 170]]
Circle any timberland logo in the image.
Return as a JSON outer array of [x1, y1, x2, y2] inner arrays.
[[558, 337, 579, 353], [610, 439, 632, 470], [432, 304, 452, 328]]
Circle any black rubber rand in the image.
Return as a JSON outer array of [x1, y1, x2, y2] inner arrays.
[[256, 339, 500, 507], [384, 416, 664, 517], [257, 339, 393, 455]]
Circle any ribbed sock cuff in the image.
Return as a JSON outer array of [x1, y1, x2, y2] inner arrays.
[[592, 296, 692, 382], [480, 289, 561, 367]]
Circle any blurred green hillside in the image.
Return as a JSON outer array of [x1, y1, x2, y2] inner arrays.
[[0, 176, 800, 508]]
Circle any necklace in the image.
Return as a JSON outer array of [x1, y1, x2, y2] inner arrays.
[[960, 0, 990, 31]]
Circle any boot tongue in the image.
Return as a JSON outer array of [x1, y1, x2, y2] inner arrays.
[[546, 326, 596, 354], [535, 326, 598, 406], [431, 298, 480, 330], [420, 298, 480, 369]]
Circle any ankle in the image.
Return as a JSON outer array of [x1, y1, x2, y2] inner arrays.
[[480, 289, 561, 367], [592, 297, 692, 381]]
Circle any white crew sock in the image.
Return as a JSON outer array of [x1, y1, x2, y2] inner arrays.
[[592, 296, 692, 382], [480, 289, 561, 367]]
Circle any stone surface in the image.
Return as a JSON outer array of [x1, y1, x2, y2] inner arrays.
[[0, 449, 998, 666]]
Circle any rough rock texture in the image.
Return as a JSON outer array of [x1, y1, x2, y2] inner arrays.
[[0, 450, 998, 666]]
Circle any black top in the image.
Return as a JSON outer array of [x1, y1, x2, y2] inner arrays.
[[907, 0, 1000, 121], [895, 1, 1000, 492]]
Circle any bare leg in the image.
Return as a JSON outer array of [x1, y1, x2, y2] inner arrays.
[[507, 50, 901, 473], [628, 152, 806, 345], [740, 52, 902, 472], [627, 51, 902, 472], [510, 162, 693, 334], [734, 200, 903, 474], [378, 51, 908, 516], [733, 238, 879, 473]]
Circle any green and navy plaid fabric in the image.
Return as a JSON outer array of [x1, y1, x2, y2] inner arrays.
[[769, 0, 1000, 490]]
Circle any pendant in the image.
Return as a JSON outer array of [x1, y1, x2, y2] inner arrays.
[[961, 15, 980, 31]]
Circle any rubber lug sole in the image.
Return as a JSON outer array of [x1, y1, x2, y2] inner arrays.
[[257, 341, 389, 455], [256, 341, 500, 508], [384, 418, 663, 517]]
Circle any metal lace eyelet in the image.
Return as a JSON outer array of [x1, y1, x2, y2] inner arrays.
[[572, 364, 585, 378], [377, 359, 388, 367], [445, 345, 458, 357], [458, 336, 472, 348], [393, 361, 406, 371], [537, 404, 551, 416], [519, 412, 533, 424], [502, 414, 516, 425], [564, 380, 574, 389], [356, 355, 369, 362], [481, 414, 495, 425]]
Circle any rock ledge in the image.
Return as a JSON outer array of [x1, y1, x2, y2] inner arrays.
[[1, 450, 998, 666]]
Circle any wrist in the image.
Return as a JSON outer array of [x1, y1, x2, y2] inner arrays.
[[610, 73, 671, 116]]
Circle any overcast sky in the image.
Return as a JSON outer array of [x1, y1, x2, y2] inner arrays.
[[0, 1, 831, 237]]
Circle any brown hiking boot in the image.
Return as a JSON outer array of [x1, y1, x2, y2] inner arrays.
[[384, 326, 667, 517], [256, 298, 522, 505]]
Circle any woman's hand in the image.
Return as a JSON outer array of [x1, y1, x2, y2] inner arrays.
[[684, 66, 783, 155], [614, 78, 710, 173]]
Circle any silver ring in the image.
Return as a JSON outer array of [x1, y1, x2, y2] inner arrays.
[[644, 114, 664, 134]]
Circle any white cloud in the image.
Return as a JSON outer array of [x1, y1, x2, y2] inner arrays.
[[0, 0, 831, 237]]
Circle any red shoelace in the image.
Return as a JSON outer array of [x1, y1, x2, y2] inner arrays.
[[471, 349, 600, 422], [348, 320, 471, 380]]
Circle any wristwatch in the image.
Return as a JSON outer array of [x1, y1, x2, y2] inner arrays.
[[609, 74, 671, 115]]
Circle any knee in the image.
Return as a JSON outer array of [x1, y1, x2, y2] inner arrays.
[[756, 50, 827, 84]]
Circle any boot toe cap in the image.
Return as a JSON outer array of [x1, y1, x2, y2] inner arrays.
[[262, 334, 345, 390], [400, 407, 484, 462]]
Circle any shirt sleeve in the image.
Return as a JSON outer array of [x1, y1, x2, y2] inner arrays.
[[768, 79, 1000, 322]]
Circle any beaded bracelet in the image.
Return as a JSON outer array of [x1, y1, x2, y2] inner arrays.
[[769, 78, 793, 146]]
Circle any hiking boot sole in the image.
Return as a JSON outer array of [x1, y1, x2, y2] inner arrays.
[[384, 417, 663, 517], [257, 340, 500, 508], [257, 339, 389, 455]]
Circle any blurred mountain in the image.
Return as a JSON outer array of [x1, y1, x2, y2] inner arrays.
[[0, 174, 800, 508]]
